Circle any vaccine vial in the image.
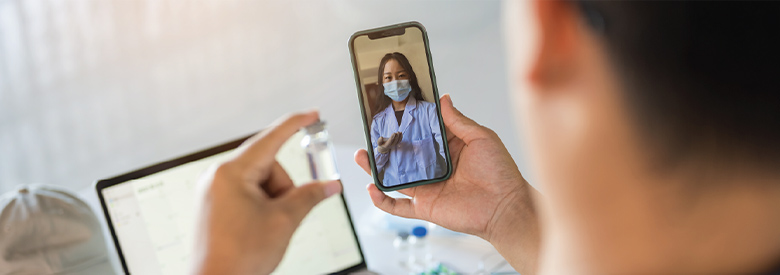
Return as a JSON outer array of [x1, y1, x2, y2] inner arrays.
[[300, 120, 340, 181]]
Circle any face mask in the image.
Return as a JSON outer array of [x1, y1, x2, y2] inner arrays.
[[383, 79, 412, 102]]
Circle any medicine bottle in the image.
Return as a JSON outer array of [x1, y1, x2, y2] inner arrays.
[[300, 120, 340, 181]]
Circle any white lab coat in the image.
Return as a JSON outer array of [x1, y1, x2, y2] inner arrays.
[[371, 96, 446, 187]]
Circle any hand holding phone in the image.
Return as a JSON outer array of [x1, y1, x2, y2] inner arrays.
[[353, 94, 538, 245]]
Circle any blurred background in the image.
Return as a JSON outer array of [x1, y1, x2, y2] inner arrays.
[[0, 0, 532, 195]]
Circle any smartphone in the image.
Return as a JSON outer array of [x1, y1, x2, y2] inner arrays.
[[349, 21, 452, 191]]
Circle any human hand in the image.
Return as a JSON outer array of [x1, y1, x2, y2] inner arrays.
[[355, 95, 540, 273], [376, 132, 403, 154], [193, 111, 342, 275]]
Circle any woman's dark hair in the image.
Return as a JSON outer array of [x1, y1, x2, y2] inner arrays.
[[576, 1, 780, 170], [371, 52, 425, 118]]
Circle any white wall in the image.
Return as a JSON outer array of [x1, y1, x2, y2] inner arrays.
[[0, 0, 531, 193]]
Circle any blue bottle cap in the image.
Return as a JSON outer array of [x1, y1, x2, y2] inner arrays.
[[411, 226, 427, 238]]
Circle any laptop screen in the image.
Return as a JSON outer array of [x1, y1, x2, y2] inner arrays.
[[98, 139, 363, 275]]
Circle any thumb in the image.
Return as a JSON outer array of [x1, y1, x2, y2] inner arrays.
[[440, 94, 486, 143], [391, 132, 401, 145], [280, 180, 342, 221]]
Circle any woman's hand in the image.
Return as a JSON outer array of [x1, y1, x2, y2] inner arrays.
[[354, 94, 541, 274], [193, 111, 342, 275], [376, 132, 403, 154]]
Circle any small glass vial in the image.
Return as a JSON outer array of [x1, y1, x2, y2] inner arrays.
[[300, 120, 340, 181], [392, 231, 412, 269], [408, 226, 432, 272]]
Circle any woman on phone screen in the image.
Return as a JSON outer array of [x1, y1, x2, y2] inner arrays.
[[370, 52, 445, 187]]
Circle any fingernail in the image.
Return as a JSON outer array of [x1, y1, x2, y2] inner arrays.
[[324, 180, 342, 197], [443, 94, 453, 105]]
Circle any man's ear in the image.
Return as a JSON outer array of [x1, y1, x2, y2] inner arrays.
[[528, 0, 583, 88]]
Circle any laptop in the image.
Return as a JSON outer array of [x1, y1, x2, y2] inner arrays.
[[95, 133, 369, 274]]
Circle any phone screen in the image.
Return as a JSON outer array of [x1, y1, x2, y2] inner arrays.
[[350, 23, 451, 190]]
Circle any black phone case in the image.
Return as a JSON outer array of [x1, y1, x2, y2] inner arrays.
[[348, 21, 453, 191]]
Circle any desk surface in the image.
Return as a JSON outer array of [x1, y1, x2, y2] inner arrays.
[[79, 143, 515, 274]]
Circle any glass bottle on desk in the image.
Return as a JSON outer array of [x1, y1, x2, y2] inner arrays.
[[300, 120, 340, 181], [393, 231, 412, 269], [408, 226, 432, 271]]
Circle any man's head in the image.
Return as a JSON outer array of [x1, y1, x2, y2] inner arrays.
[[505, 1, 780, 271], [507, 1, 780, 190]]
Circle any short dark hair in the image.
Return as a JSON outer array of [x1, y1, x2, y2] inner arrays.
[[576, 1, 780, 170]]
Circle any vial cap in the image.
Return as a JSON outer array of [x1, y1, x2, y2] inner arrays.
[[411, 226, 427, 238], [304, 120, 326, 134]]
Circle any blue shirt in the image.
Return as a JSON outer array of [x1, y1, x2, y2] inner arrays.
[[371, 97, 446, 187]]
